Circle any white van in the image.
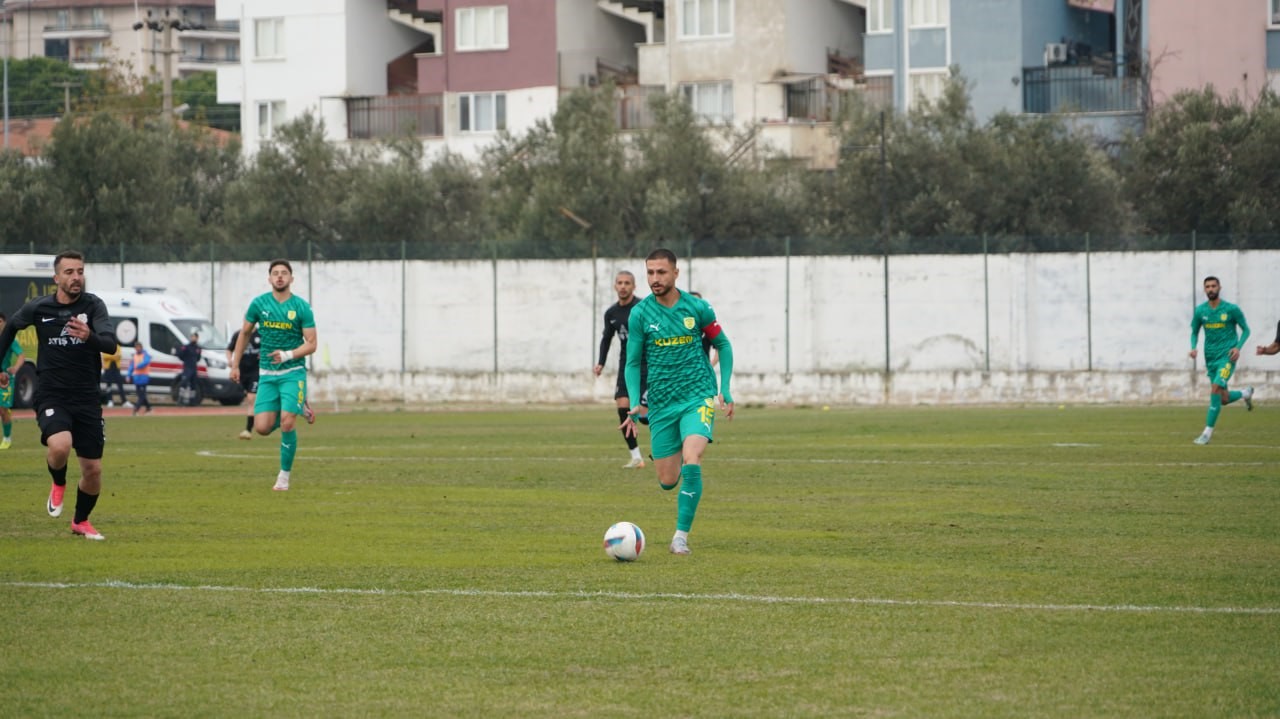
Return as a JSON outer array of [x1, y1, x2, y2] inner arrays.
[[96, 288, 245, 406]]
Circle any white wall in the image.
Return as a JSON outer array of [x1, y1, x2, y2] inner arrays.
[[89, 250, 1280, 405]]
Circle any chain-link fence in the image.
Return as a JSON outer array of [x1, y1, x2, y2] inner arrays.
[[5, 232, 1280, 264]]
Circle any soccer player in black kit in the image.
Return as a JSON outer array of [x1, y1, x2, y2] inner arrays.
[[0, 251, 117, 540], [593, 270, 646, 468]]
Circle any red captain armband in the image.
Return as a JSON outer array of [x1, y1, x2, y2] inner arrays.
[[702, 321, 723, 340]]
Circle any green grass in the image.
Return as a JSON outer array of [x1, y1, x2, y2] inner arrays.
[[1, 404, 1278, 717]]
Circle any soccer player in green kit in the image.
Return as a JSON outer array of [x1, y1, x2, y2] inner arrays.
[[620, 249, 734, 555], [231, 259, 317, 490], [1188, 276, 1252, 445]]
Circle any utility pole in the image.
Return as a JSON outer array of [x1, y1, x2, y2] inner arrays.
[[52, 81, 80, 114], [161, 13, 174, 118], [134, 9, 187, 121]]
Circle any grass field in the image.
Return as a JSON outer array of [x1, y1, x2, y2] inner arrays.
[[1, 403, 1278, 717]]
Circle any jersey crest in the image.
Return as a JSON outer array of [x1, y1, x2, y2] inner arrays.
[[683, 316, 696, 330]]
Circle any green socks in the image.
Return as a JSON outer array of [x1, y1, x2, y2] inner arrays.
[[2, 421, 10, 439], [1206, 394, 1222, 428], [280, 429, 297, 472], [676, 464, 702, 532], [1227, 390, 1242, 404]]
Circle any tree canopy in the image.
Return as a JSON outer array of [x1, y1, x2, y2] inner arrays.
[[2, 74, 1279, 259]]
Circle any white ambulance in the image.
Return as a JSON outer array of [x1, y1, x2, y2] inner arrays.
[[96, 288, 245, 406]]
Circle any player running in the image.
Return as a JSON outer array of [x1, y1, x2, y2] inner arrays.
[[594, 270, 647, 468], [1188, 276, 1252, 445], [620, 249, 734, 555], [231, 259, 317, 490]]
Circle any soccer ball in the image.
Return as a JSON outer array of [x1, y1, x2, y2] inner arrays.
[[602, 521, 645, 562]]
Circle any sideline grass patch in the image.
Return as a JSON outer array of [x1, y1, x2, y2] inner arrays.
[[1, 405, 1278, 717]]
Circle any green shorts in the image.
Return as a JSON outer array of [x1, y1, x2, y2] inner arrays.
[[1206, 357, 1236, 389], [0, 382, 12, 409], [255, 370, 308, 416], [648, 396, 717, 460]]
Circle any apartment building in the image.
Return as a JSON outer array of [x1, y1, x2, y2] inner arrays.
[[216, 0, 647, 158], [212, 1, 1274, 166], [1, 0, 238, 81]]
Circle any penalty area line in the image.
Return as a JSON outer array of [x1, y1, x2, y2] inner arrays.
[[3, 580, 1277, 616]]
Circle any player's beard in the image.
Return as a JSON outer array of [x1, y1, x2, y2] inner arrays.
[[1206, 290, 1219, 301]]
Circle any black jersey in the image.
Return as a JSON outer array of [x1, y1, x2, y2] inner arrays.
[[0, 291, 116, 404], [227, 328, 261, 377], [598, 298, 639, 369]]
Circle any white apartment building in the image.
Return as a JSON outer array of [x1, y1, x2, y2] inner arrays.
[[2, 1, 237, 84]]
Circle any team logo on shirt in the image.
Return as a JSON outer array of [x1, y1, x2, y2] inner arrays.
[[288, 310, 297, 320], [1220, 313, 1228, 322], [683, 317, 696, 330]]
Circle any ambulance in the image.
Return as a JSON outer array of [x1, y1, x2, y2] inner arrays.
[[96, 288, 245, 406]]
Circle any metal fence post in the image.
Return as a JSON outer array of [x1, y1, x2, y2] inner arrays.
[[1085, 233, 1092, 372], [400, 239, 407, 375], [983, 234, 990, 373], [784, 236, 791, 378]]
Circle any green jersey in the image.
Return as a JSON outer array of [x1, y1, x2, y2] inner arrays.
[[625, 291, 719, 411], [2, 340, 20, 372], [245, 292, 315, 376], [1190, 300, 1249, 362]]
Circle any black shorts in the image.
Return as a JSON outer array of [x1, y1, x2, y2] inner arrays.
[[614, 370, 648, 402], [238, 370, 259, 394], [36, 401, 106, 460]]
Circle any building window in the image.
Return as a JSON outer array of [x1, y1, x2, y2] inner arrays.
[[909, 71, 947, 105], [679, 0, 732, 38], [680, 81, 733, 124], [90, 8, 106, 26], [456, 6, 509, 52], [459, 92, 507, 132], [867, 0, 894, 33], [226, 44, 239, 62], [1273, 0, 1280, 25], [254, 18, 285, 59], [55, 10, 70, 29], [909, 0, 948, 27], [257, 100, 286, 139]]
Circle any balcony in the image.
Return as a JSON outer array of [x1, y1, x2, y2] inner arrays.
[[43, 23, 110, 40], [347, 94, 444, 140], [181, 21, 240, 40], [70, 52, 109, 71], [1022, 61, 1140, 114], [178, 55, 232, 73], [783, 76, 892, 122]]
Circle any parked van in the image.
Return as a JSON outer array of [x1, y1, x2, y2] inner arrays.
[[96, 288, 245, 406]]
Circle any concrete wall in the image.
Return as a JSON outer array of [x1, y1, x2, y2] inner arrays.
[[88, 251, 1280, 405]]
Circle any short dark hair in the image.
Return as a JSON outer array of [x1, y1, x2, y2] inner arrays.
[[269, 258, 293, 274], [0, 312, 6, 321], [646, 248, 678, 266], [54, 250, 84, 270], [1203, 276, 1220, 285]]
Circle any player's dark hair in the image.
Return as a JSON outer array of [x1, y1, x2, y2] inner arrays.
[[646, 248, 678, 266], [54, 250, 84, 270], [616, 270, 635, 280], [1203, 276, 1219, 285], [269, 258, 293, 274], [0, 312, 6, 321]]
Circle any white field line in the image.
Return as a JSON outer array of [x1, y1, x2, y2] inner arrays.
[[3, 580, 1277, 615], [194, 449, 1277, 468]]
